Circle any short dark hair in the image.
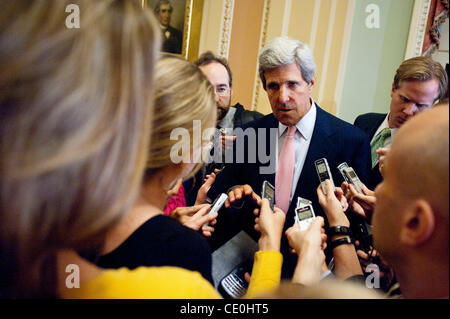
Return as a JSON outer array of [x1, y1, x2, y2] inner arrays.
[[195, 51, 233, 88], [154, 0, 173, 14]]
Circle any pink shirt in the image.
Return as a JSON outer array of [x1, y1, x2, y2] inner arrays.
[[164, 184, 186, 215]]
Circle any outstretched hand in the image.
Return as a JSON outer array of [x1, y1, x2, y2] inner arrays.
[[253, 198, 285, 251], [195, 169, 220, 205], [225, 184, 261, 209], [342, 181, 376, 222], [317, 180, 350, 227], [376, 147, 390, 177], [169, 204, 217, 237], [285, 217, 327, 286]]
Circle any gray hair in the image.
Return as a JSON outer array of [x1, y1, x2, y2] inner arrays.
[[259, 36, 316, 89], [154, 0, 173, 14]]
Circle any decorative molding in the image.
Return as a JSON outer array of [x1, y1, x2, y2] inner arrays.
[[182, 0, 193, 59], [309, 0, 321, 50], [218, 0, 235, 58], [251, 0, 271, 110], [318, 0, 337, 104], [335, 0, 355, 117], [405, 0, 432, 59], [281, 0, 291, 36]]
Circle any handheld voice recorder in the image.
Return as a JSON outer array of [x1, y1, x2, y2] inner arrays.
[[315, 158, 335, 195]]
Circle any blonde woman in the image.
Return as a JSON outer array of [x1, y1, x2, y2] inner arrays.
[[0, 0, 159, 298], [0, 1, 283, 298], [96, 55, 218, 284]]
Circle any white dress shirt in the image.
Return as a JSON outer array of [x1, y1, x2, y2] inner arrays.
[[371, 113, 398, 148], [276, 100, 317, 202]]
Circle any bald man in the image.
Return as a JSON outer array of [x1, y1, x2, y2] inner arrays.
[[316, 104, 448, 298], [372, 104, 448, 298]]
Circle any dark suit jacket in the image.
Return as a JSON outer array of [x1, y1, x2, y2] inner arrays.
[[354, 113, 387, 190], [207, 105, 372, 279], [162, 25, 183, 54]]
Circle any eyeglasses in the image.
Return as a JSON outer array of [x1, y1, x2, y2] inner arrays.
[[214, 86, 230, 97]]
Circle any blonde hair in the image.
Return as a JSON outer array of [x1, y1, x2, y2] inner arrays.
[[393, 56, 448, 102], [144, 54, 216, 179], [0, 0, 159, 297]]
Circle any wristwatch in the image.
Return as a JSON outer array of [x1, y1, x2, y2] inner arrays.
[[329, 225, 352, 237], [329, 236, 353, 250]]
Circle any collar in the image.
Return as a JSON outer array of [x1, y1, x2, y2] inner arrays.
[[376, 113, 398, 138], [278, 99, 317, 140]]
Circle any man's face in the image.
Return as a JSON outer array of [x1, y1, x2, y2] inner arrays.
[[199, 62, 232, 122], [158, 4, 172, 27], [388, 79, 439, 128], [264, 63, 314, 126]]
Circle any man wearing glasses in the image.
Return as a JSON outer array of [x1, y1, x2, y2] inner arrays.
[[195, 51, 263, 135], [354, 56, 447, 189], [183, 51, 263, 205]]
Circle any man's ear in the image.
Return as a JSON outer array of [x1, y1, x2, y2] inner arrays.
[[399, 199, 435, 246], [308, 77, 315, 92]]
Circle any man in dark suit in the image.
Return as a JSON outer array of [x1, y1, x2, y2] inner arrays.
[[207, 36, 372, 279], [154, 0, 183, 54], [354, 56, 448, 190]]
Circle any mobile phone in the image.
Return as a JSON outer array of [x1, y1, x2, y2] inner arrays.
[[295, 196, 312, 223], [337, 162, 352, 184], [218, 260, 253, 299], [314, 158, 335, 195], [295, 204, 316, 231], [343, 167, 364, 194], [296, 196, 312, 209], [349, 214, 373, 253], [203, 193, 228, 227], [261, 180, 275, 210]]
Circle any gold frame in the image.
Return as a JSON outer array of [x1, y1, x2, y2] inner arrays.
[[142, 0, 204, 61]]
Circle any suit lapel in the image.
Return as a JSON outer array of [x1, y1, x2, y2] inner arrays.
[[261, 114, 278, 188], [367, 114, 387, 139], [287, 106, 334, 214], [243, 114, 278, 192]]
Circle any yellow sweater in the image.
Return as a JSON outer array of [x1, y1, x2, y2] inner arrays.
[[63, 251, 282, 299]]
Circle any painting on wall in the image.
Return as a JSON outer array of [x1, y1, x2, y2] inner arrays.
[[143, 0, 204, 60]]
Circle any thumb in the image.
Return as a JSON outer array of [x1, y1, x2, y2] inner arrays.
[[204, 173, 216, 186], [324, 179, 334, 196], [197, 210, 217, 226], [195, 204, 212, 217], [310, 216, 325, 230], [260, 198, 271, 215], [189, 204, 210, 215]]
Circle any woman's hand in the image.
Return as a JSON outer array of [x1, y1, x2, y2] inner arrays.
[[285, 217, 327, 286], [195, 169, 220, 205], [317, 180, 350, 227], [169, 204, 217, 237], [253, 198, 285, 251]]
